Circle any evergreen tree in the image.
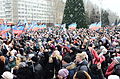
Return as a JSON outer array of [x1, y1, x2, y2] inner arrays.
[[114, 19, 118, 25], [90, 8, 100, 23], [117, 19, 120, 24], [62, 0, 87, 28], [101, 10, 109, 26], [85, 11, 91, 25]]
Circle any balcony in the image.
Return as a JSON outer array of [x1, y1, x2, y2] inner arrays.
[[5, 9, 12, 11]]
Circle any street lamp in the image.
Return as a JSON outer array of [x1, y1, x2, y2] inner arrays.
[[99, 0, 103, 27]]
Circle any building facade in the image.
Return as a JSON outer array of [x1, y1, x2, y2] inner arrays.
[[0, 0, 55, 23], [52, 0, 65, 24], [0, 0, 5, 19]]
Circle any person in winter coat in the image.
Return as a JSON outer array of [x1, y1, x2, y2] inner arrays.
[[1, 71, 14, 79], [7, 54, 16, 71], [65, 47, 77, 62], [57, 69, 69, 79], [46, 49, 62, 79], [99, 46, 109, 75], [15, 66, 34, 79], [75, 53, 88, 72], [0, 53, 5, 78], [105, 57, 120, 76], [89, 47, 105, 64], [0, 53, 6, 63], [62, 47, 70, 57], [62, 56, 76, 79], [31, 56, 43, 79], [73, 70, 91, 79], [0, 59, 5, 78]]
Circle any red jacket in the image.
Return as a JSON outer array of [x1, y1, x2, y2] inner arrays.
[[90, 48, 105, 64], [105, 62, 115, 76]]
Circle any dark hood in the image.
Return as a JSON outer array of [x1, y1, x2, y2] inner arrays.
[[77, 60, 88, 66]]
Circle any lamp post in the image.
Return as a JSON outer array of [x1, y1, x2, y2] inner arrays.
[[99, 0, 104, 33], [99, 0, 102, 27]]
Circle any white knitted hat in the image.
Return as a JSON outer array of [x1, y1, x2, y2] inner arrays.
[[108, 75, 119, 79], [2, 71, 14, 79]]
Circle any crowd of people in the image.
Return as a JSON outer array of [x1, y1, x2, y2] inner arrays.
[[0, 26, 120, 79]]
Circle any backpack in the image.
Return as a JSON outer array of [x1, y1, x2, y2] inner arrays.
[[114, 63, 120, 76]]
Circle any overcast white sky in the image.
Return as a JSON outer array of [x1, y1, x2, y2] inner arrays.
[[63, 0, 120, 16], [89, 0, 120, 16]]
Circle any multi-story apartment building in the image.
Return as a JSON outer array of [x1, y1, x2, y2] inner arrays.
[[0, 0, 5, 19], [52, 0, 65, 24], [0, 0, 55, 23]]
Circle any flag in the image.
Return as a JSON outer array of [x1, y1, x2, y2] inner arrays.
[[27, 21, 37, 31], [117, 23, 120, 26], [54, 24, 61, 27], [3, 20, 7, 25], [61, 24, 66, 28], [68, 23, 77, 30], [0, 25, 11, 35], [12, 25, 24, 34], [48, 27, 52, 33], [27, 24, 32, 31], [97, 22, 101, 27], [0, 24, 5, 35], [41, 24, 47, 29], [2, 32, 9, 39], [89, 22, 97, 28], [89, 22, 101, 30], [61, 24, 66, 31], [111, 23, 115, 26], [32, 24, 39, 31], [5, 25, 11, 32], [24, 19, 29, 30], [17, 20, 22, 26], [0, 19, 4, 24]]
